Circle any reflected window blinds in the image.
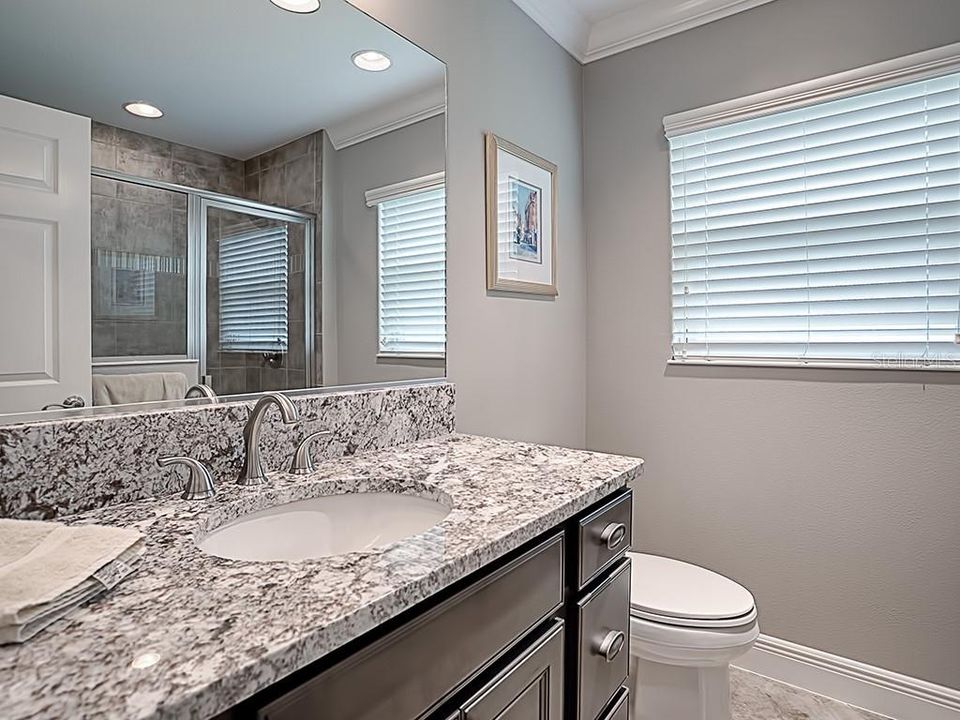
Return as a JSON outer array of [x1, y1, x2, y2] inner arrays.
[[377, 185, 446, 356]]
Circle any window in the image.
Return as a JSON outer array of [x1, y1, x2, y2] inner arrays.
[[666, 51, 960, 369], [371, 175, 446, 357], [218, 225, 288, 353]]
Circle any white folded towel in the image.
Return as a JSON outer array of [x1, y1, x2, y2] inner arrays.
[[0, 519, 144, 643], [92, 371, 188, 406]]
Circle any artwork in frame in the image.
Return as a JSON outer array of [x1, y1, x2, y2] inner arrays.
[[94, 266, 157, 319], [485, 132, 558, 295], [92, 248, 182, 320]]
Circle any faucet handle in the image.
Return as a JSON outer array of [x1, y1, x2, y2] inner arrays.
[[184, 383, 218, 403], [159, 456, 216, 501], [289, 431, 333, 476]]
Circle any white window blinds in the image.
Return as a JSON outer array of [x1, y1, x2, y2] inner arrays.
[[669, 70, 960, 367], [376, 184, 446, 357], [218, 226, 289, 353]]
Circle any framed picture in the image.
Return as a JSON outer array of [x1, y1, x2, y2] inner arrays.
[[485, 133, 558, 295], [92, 248, 177, 320], [94, 266, 156, 319]]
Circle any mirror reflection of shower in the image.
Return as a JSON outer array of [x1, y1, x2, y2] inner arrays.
[[90, 133, 315, 398]]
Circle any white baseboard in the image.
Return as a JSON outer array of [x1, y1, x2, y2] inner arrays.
[[734, 634, 960, 720]]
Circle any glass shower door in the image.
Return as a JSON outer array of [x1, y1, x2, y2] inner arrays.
[[91, 179, 189, 359], [201, 200, 313, 396]]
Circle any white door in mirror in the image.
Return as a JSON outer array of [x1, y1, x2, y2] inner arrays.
[[198, 492, 451, 562], [0, 95, 91, 414]]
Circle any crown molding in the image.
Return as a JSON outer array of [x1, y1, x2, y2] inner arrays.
[[510, 0, 591, 62], [663, 40, 960, 137], [326, 85, 446, 150], [511, 0, 777, 65], [585, 0, 776, 63]]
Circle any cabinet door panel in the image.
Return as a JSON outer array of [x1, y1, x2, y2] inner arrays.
[[461, 620, 564, 720], [259, 534, 564, 720]]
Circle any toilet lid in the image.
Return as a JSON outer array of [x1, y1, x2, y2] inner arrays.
[[629, 553, 756, 626]]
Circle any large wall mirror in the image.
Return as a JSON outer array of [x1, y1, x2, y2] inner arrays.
[[0, 0, 446, 419]]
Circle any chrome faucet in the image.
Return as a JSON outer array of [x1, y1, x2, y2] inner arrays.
[[237, 392, 300, 486]]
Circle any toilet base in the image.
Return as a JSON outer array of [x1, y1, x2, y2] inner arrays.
[[630, 656, 733, 720]]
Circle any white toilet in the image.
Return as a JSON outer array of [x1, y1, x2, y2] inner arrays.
[[627, 553, 759, 720]]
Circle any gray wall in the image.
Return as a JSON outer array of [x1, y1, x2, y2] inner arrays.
[[352, 0, 587, 448], [583, 0, 960, 687], [322, 131, 341, 386], [329, 115, 446, 386]]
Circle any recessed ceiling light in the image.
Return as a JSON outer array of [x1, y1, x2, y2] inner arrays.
[[352, 50, 392, 72], [270, 0, 320, 13], [122, 101, 164, 119]]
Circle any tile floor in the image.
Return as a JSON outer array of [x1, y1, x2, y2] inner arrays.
[[731, 668, 893, 720]]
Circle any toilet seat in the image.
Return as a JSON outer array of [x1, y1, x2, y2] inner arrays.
[[633, 605, 757, 628], [628, 553, 756, 629]]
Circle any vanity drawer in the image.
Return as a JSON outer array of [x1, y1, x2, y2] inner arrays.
[[578, 490, 632, 588], [577, 558, 631, 720], [259, 533, 565, 720], [598, 687, 629, 720]]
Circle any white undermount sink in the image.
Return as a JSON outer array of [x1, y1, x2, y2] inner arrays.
[[198, 492, 451, 562]]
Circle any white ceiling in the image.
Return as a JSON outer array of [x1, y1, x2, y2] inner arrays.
[[0, 0, 445, 158], [511, 0, 777, 63]]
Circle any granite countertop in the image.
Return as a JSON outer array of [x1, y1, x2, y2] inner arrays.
[[0, 433, 642, 720]]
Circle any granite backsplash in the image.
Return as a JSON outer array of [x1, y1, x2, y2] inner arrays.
[[0, 381, 454, 520]]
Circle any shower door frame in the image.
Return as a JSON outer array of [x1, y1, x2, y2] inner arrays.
[[91, 168, 316, 388]]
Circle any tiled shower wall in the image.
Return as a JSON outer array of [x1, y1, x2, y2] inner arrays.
[[91, 122, 245, 194], [90, 122, 324, 392], [90, 180, 189, 357]]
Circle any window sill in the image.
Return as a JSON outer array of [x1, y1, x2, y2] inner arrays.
[[93, 356, 194, 366], [668, 357, 960, 372], [377, 352, 445, 362]]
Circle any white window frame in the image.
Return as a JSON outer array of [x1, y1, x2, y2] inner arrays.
[[366, 172, 446, 360], [663, 41, 960, 371]]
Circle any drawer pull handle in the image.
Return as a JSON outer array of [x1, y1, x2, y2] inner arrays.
[[599, 522, 627, 550], [595, 630, 625, 663]]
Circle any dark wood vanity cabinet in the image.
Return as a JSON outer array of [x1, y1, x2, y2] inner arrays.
[[232, 489, 633, 720], [259, 533, 566, 720], [575, 560, 631, 720], [571, 491, 633, 720], [449, 619, 565, 720]]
